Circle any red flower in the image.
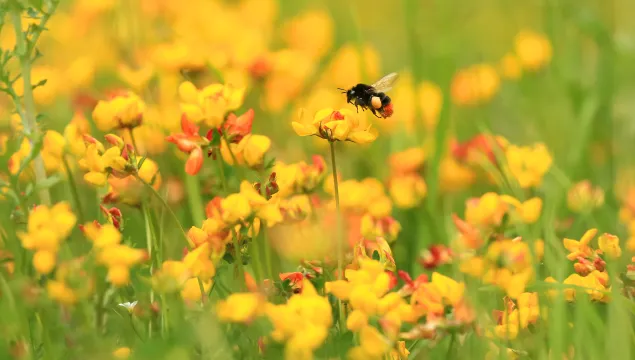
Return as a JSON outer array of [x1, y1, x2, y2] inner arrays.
[[419, 245, 453, 270], [279, 272, 304, 293], [166, 115, 209, 175], [222, 109, 254, 143], [451, 134, 506, 164]]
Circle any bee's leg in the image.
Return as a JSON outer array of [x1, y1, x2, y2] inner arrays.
[[370, 108, 381, 118], [355, 104, 359, 113]]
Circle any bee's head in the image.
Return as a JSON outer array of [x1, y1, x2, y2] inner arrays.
[[338, 88, 354, 104]]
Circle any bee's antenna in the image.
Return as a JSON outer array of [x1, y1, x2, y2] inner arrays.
[[337, 87, 347, 94]]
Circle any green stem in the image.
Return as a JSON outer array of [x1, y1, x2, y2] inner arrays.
[[62, 155, 85, 224], [328, 141, 346, 331], [136, 175, 193, 248], [11, 10, 53, 206], [141, 203, 158, 337], [185, 174, 205, 224], [215, 155, 228, 192], [231, 228, 246, 290]]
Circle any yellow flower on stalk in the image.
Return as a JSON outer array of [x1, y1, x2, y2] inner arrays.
[[465, 192, 508, 227], [82, 222, 122, 248], [17, 202, 77, 275], [217, 293, 265, 323], [292, 108, 378, 144], [92, 91, 145, 131], [97, 244, 148, 286], [266, 281, 332, 360], [504, 143, 552, 189], [220, 134, 272, 168], [178, 81, 245, 127]]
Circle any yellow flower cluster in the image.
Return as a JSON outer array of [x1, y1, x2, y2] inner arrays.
[[327, 259, 415, 359], [18, 202, 77, 274], [152, 243, 216, 302], [265, 281, 332, 359], [82, 222, 147, 286]]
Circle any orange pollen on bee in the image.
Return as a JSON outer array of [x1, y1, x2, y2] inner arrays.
[[331, 111, 345, 120], [381, 103, 394, 118], [371, 96, 382, 109]]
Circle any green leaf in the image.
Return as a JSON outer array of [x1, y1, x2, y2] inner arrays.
[[263, 156, 276, 171], [35, 174, 61, 190], [32, 78, 47, 89]]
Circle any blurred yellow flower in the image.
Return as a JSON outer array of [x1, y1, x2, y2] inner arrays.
[[327, 44, 380, 90], [217, 293, 264, 323], [499, 53, 522, 80], [504, 143, 552, 189], [283, 10, 333, 59], [451, 63, 500, 106], [178, 81, 245, 127], [388, 174, 427, 209], [118, 63, 155, 91], [514, 30, 552, 71], [567, 180, 605, 213], [92, 91, 145, 131]]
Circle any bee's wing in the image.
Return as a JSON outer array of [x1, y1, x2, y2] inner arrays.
[[370, 72, 399, 93]]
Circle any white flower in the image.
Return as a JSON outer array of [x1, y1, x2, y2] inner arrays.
[[118, 301, 138, 314]]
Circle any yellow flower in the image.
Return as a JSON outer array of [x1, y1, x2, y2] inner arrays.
[[179, 81, 245, 127], [181, 278, 213, 302], [499, 53, 522, 80], [113, 347, 131, 359], [18, 202, 76, 274], [96, 245, 147, 287], [451, 63, 500, 106], [500, 195, 543, 224], [516, 292, 540, 328], [118, 63, 155, 91], [83, 223, 122, 248], [504, 143, 552, 188], [465, 192, 508, 227], [358, 326, 391, 358], [327, 44, 380, 91], [92, 91, 145, 131], [292, 108, 378, 144], [283, 10, 333, 59], [514, 30, 552, 71], [217, 293, 264, 323], [221, 193, 252, 223], [63, 112, 90, 157], [221, 134, 272, 168], [41, 130, 66, 173], [266, 281, 332, 359], [567, 181, 605, 213], [439, 156, 476, 193], [598, 233, 622, 259], [388, 174, 427, 209], [563, 228, 597, 261]]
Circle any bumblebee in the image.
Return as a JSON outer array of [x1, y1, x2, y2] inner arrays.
[[339, 72, 399, 118]]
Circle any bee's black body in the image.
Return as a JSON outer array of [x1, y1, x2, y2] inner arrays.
[[344, 84, 391, 118]]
